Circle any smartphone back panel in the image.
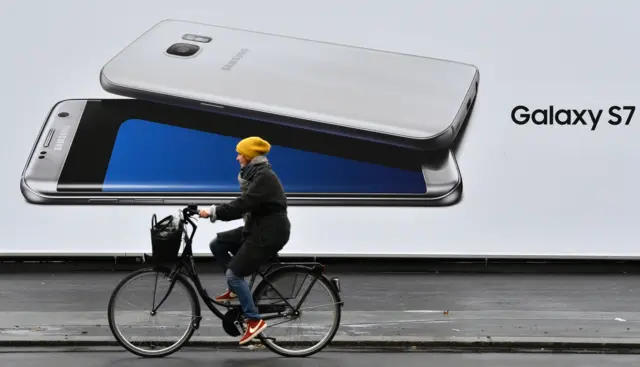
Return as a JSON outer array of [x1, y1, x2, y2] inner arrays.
[[101, 20, 479, 150]]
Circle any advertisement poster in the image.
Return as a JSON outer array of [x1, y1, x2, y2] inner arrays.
[[2, 0, 639, 259]]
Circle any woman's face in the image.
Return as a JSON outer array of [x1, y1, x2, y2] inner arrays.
[[236, 153, 250, 167]]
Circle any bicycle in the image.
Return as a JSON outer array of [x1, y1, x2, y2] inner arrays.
[[107, 204, 344, 358]]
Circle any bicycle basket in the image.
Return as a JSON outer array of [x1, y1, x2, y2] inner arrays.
[[263, 271, 307, 301], [149, 213, 184, 263]]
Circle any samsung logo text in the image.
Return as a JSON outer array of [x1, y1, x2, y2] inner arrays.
[[54, 125, 71, 151], [222, 48, 249, 71]]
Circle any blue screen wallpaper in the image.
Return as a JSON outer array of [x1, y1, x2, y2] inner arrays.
[[102, 119, 427, 194]]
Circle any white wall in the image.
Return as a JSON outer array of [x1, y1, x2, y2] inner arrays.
[[1, 0, 639, 258]]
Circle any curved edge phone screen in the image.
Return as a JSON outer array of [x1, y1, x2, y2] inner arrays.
[[57, 100, 427, 195]]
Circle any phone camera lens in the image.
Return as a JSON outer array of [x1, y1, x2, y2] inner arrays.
[[58, 112, 69, 117], [166, 43, 200, 57]]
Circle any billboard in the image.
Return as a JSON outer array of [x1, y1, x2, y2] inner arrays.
[[3, 0, 639, 258]]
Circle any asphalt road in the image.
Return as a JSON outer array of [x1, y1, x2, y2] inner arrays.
[[0, 272, 640, 348], [0, 347, 638, 367], [3, 272, 639, 312], [0, 272, 639, 346]]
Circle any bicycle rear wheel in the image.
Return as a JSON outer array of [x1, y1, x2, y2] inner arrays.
[[252, 266, 342, 357], [107, 268, 200, 358]]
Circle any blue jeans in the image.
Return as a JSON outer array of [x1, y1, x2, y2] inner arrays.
[[225, 268, 261, 320]]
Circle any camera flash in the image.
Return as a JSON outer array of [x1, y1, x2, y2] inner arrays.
[[182, 34, 211, 43]]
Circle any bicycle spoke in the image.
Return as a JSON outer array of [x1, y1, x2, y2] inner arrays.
[[296, 302, 341, 311], [265, 317, 296, 328], [122, 299, 142, 311], [151, 272, 159, 310]]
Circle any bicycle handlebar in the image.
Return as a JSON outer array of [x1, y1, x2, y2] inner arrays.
[[182, 204, 200, 217]]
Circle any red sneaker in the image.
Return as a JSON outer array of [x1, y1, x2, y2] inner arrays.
[[214, 289, 237, 302], [239, 319, 267, 345]]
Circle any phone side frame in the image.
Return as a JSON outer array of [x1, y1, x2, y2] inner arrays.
[[101, 71, 477, 152], [431, 69, 479, 150], [20, 99, 88, 204], [99, 19, 480, 152], [22, 147, 462, 207]]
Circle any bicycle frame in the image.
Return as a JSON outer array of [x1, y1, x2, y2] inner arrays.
[[145, 205, 342, 332]]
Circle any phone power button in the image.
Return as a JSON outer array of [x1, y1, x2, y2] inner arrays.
[[200, 102, 224, 109]]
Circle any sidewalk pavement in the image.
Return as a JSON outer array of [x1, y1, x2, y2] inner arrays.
[[1, 271, 640, 352]]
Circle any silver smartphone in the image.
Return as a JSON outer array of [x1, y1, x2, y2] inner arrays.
[[100, 19, 480, 151], [20, 99, 463, 207]]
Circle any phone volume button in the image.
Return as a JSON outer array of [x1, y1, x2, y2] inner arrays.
[[88, 199, 118, 204]]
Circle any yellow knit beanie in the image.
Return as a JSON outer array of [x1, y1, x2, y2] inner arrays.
[[236, 136, 271, 160]]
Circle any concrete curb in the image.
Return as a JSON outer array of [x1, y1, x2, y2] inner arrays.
[[2, 336, 640, 353]]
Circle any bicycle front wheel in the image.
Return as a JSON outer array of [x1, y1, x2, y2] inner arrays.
[[107, 268, 200, 358]]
